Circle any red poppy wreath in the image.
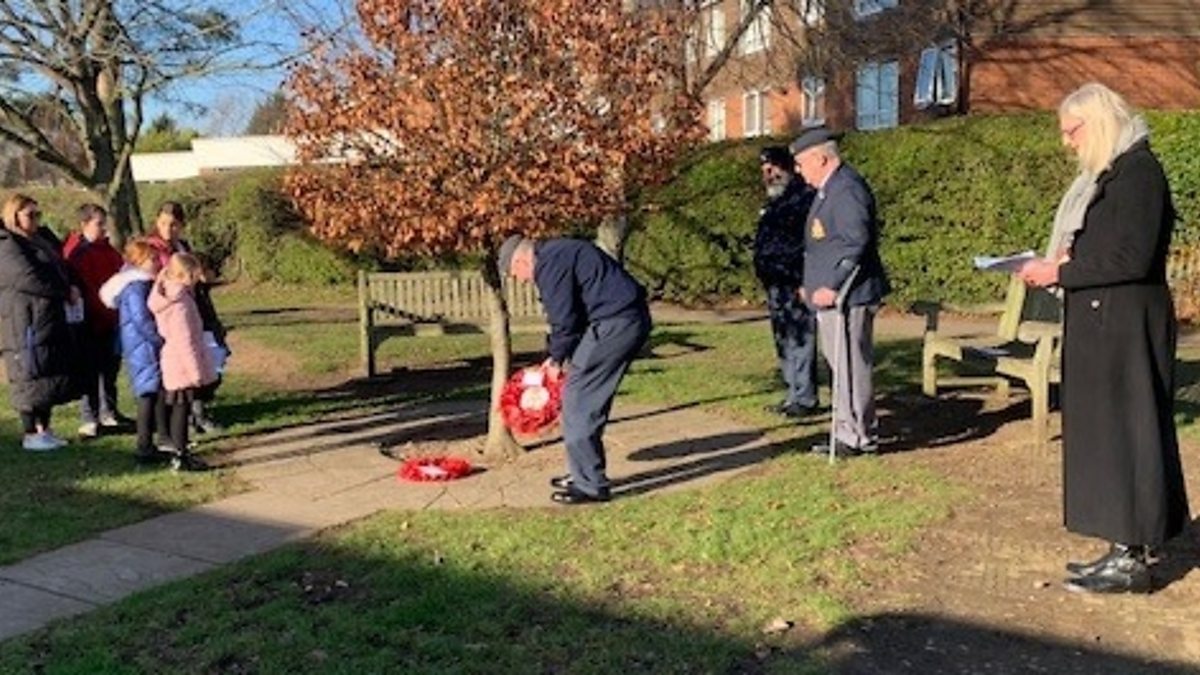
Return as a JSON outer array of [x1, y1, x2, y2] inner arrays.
[[499, 364, 563, 437], [398, 456, 473, 482]]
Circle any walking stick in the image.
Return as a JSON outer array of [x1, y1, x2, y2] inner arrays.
[[829, 265, 861, 465]]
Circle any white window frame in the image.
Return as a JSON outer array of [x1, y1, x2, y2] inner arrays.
[[854, 0, 898, 19], [742, 89, 769, 137], [739, 0, 771, 54], [914, 41, 959, 109], [801, 76, 826, 127], [856, 60, 899, 130], [704, 3, 726, 59], [706, 99, 727, 141]]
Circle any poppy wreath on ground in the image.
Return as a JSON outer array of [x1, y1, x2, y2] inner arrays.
[[397, 456, 473, 482], [499, 365, 563, 437]]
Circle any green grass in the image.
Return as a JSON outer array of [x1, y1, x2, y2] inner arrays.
[[0, 452, 951, 674], [5, 282, 1200, 672]]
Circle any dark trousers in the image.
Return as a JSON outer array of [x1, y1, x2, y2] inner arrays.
[[167, 396, 192, 457], [765, 284, 817, 408], [561, 310, 651, 496], [19, 407, 51, 434], [135, 392, 170, 454], [80, 332, 122, 423]]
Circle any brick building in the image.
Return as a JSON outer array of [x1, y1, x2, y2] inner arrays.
[[692, 0, 1200, 140]]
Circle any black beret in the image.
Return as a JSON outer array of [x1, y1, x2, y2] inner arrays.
[[759, 145, 794, 172]]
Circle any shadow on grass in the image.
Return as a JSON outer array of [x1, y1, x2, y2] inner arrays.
[[4, 528, 1196, 674]]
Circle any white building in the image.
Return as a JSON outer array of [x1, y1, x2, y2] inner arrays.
[[131, 135, 300, 183]]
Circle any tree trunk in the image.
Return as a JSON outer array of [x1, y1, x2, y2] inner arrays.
[[104, 162, 142, 247], [595, 212, 630, 263], [482, 250, 523, 459]]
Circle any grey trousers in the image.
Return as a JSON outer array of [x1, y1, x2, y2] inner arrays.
[[816, 305, 879, 448], [561, 310, 652, 496]]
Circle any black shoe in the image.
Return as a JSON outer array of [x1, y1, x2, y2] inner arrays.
[[135, 447, 176, 466], [1065, 543, 1123, 577], [809, 440, 862, 458], [1064, 553, 1152, 594], [781, 402, 821, 418], [549, 474, 573, 489], [171, 454, 211, 473], [550, 487, 611, 505]]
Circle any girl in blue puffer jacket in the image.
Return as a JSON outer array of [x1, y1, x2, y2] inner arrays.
[[100, 239, 173, 465]]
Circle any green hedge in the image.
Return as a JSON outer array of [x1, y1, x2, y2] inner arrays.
[[628, 111, 1200, 307], [20, 171, 357, 286]]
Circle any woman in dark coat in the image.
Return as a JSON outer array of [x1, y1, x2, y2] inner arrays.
[[0, 194, 79, 451], [1020, 83, 1190, 594]]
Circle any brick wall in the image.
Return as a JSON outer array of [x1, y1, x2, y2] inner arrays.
[[969, 37, 1200, 112]]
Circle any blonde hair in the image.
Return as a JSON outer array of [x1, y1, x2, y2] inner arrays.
[[1, 194, 37, 232], [125, 238, 158, 268], [165, 252, 203, 285], [1059, 82, 1137, 174]]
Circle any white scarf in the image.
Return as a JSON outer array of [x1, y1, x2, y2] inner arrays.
[[1046, 115, 1150, 258]]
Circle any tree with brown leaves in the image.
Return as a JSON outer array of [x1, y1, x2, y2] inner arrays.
[[285, 0, 703, 456]]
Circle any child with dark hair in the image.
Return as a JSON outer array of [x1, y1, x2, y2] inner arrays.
[[64, 203, 128, 438]]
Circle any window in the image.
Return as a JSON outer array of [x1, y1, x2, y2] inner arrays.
[[856, 60, 899, 130], [743, 90, 769, 137], [801, 0, 824, 26], [707, 99, 726, 141], [704, 4, 726, 58], [854, 0, 898, 18], [739, 0, 771, 54], [801, 76, 826, 127], [914, 41, 958, 108]]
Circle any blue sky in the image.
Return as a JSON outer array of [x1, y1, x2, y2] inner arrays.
[[145, 0, 353, 134]]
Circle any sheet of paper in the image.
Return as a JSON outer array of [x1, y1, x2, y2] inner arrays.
[[973, 250, 1037, 273]]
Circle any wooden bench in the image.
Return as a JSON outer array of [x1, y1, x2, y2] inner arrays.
[[357, 270, 545, 376], [913, 275, 1062, 444], [914, 246, 1200, 445]]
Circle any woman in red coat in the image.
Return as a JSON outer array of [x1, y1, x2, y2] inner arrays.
[[1020, 83, 1190, 594]]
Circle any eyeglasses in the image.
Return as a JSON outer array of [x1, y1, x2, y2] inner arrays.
[[1060, 120, 1085, 140]]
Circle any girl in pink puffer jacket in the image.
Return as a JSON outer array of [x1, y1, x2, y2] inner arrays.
[[148, 252, 217, 472]]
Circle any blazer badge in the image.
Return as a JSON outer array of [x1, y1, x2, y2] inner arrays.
[[811, 218, 826, 240]]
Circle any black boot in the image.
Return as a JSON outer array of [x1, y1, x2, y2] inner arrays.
[[1065, 543, 1122, 576], [1064, 545, 1152, 594]]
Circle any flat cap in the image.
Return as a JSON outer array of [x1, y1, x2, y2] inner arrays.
[[788, 126, 844, 156], [497, 234, 525, 276]]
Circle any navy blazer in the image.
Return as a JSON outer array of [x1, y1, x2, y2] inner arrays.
[[802, 163, 890, 308]]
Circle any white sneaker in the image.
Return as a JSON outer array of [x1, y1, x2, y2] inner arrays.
[[44, 431, 68, 448], [78, 422, 99, 438], [23, 433, 59, 452]]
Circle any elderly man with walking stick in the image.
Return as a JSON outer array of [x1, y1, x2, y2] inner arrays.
[[790, 128, 890, 458]]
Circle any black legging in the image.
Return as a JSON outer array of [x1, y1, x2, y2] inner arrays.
[[19, 407, 51, 434]]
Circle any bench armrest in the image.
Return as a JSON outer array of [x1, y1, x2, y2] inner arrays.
[[1016, 320, 1062, 343]]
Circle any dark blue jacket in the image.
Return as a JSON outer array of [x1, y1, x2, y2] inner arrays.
[[100, 267, 162, 397], [754, 178, 814, 287], [533, 238, 648, 364], [803, 163, 890, 308]]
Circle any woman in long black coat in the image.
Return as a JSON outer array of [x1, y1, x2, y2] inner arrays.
[[1020, 83, 1190, 594], [0, 194, 78, 451]]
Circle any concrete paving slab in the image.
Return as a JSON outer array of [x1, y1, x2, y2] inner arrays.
[[101, 510, 314, 565], [0, 540, 214, 605], [0, 580, 94, 641]]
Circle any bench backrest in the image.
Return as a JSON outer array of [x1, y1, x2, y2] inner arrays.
[[360, 270, 543, 323]]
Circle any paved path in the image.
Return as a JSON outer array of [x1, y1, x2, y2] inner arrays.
[[0, 400, 785, 642]]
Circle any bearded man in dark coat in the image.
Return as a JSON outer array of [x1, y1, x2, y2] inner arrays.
[[1020, 83, 1190, 594]]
